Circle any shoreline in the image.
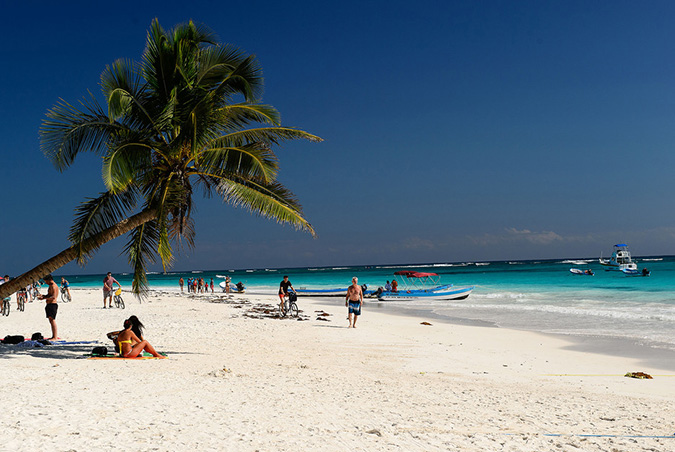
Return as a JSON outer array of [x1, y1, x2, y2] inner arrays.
[[311, 295, 675, 372]]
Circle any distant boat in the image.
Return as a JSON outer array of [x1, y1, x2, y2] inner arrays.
[[570, 268, 594, 276], [377, 271, 473, 301], [622, 268, 651, 277], [599, 244, 638, 272]]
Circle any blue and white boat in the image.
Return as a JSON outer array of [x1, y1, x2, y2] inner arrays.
[[599, 244, 638, 272], [377, 271, 473, 301], [294, 287, 348, 297], [622, 268, 651, 277]]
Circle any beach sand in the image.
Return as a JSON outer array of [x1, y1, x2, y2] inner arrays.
[[0, 289, 673, 451]]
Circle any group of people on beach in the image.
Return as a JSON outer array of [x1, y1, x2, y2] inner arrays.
[[179, 276, 214, 294], [1, 271, 163, 358], [277, 275, 364, 328]]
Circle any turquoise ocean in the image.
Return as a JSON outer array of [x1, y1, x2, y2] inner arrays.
[[60, 256, 675, 352]]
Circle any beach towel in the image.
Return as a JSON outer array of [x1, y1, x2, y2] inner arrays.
[[88, 352, 168, 360]]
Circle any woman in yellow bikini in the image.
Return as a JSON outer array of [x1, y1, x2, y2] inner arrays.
[[116, 318, 162, 358]]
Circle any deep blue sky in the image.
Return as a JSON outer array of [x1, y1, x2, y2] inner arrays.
[[2, 0, 675, 275]]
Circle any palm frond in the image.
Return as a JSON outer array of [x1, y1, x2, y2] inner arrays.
[[215, 177, 315, 237], [102, 142, 154, 193], [125, 219, 161, 296], [216, 103, 281, 127], [69, 190, 138, 263], [198, 142, 279, 183], [40, 93, 119, 171], [218, 126, 323, 148], [211, 55, 264, 102]]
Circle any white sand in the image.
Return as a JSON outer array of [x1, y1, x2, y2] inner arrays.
[[0, 288, 673, 451]]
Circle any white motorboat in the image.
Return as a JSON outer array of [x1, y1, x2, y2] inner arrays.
[[599, 244, 638, 272]]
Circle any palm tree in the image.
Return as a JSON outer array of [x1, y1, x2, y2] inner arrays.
[[0, 19, 320, 299]]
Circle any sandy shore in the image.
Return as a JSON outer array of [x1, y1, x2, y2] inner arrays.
[[0, 288, 673, 451]]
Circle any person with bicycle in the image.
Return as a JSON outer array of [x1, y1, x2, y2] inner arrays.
[[1, 275, 12, 314], [61, 277, 72, 302], [278, 275, 296, 313], [103, 272, 121, 308], [38, 274, 59, 340], [17, 287, 27, 311]]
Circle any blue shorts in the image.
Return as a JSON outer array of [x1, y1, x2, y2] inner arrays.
[[348, 302, 361, 316]]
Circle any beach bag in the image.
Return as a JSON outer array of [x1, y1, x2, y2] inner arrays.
[[91, 346, 108, 356], [31, 332, 44, 341], [3, 335, 25, 345]]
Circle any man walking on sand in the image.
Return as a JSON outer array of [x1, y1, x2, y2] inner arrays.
[[345, 276, 363, 328], [38, 274, 59, 340]]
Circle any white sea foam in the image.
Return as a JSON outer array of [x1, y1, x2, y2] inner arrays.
[[560, 259, 592, 265], [642, 258, 663, 262], [475, 263, 490, 266]]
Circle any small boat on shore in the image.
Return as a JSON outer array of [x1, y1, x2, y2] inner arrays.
[[599, 244, 638, 272], [377, 271, 473, 301], [570, 268, 594, 276], [294, 287, 348, 297]]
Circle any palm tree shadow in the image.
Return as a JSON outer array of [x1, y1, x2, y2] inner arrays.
[[0, 343, 103, 360]]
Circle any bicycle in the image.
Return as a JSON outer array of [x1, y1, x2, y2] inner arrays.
[[60, 286, 72, 303], [1, 297, 10, 316], [31, 284, 40, 301], [17, 291, 26, 312], [279, 291, 299, 317], [113, 288, 125, 309]]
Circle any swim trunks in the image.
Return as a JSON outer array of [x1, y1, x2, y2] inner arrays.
[[348, 301, 361, 316], [45, 303, 58, 319]]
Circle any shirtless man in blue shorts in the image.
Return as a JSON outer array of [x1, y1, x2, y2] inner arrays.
[[345, 277, 363, 328]]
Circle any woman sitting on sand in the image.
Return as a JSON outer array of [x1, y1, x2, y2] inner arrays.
[[116, 318, 162, 358], [107, 315, 145, 348]]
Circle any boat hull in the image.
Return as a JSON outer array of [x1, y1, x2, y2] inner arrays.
[[295, 288, 348, 297], [377, 286, 473, 301], [599, 261, 638, 272], [570, 268, 594, 276]]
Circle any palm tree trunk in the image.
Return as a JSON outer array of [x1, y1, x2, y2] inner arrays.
[[0, 209, 157, 299]]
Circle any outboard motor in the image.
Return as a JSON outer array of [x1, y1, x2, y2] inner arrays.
[[236, 282, 245, 292]]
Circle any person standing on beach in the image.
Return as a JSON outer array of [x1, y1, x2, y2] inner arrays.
[[103, 272, 121, 308], [38, 274, 59, 340], [179, 277, 184, 293], [210, 278, 214, 293], [345, 277, 363, 328]]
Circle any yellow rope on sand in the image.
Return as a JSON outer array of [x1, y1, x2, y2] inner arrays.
[[543, 374, 675, 377]]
